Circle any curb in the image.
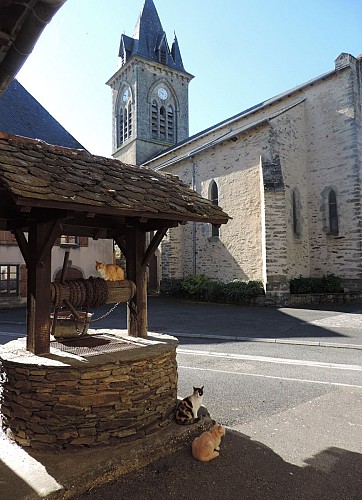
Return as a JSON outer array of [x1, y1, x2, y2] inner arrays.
[[174, 332, 362, 350]]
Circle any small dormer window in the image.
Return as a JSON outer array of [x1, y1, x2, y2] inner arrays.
[[160, 48, 167, 64]]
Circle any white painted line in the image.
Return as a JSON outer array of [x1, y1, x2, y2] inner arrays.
[[177, 348, 362, 371], [178, 365, 362, 389]]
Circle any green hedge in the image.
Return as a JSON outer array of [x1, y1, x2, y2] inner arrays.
[[289, 274, 342, 294], [173, 274, 265, 304]]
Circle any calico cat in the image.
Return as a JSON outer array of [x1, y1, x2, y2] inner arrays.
[[192, 423, 226, 462], [95, 261, 125, 281], [175, 386, 204, 425]]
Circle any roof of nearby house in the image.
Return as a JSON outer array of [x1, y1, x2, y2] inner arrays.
[[0, 0, 67, 93], [0, 133, 230, 235], [0, 79, 84, 149]]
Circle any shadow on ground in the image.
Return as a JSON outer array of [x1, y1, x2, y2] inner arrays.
[[76, 429, 362, 500]]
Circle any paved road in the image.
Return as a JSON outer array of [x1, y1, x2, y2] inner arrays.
[[1, 297, 361, 499], [2, 295, 362, 347]]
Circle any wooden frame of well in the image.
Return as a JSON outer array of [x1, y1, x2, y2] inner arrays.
[[0, 133, 229, 449]]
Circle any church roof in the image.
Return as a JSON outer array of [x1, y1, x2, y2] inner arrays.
[[0, 80, 84, 150], [0, 133, 230, 233], [119, 0, 186, 72]]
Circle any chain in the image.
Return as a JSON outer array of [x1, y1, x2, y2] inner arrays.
[[90, 302, 121, 323]]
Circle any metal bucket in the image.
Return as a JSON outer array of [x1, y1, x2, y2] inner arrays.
[[50, 311, 93, 339]]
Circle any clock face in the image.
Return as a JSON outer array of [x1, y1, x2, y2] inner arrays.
[[157, 87, 168, 100], [122, 89, 129, 102]]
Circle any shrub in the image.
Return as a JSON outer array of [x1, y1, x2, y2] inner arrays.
[[289, 274, 342, 294], [174, 275, 264, 304], [220, 280, 264, 303], [178, 274, 221, 302]]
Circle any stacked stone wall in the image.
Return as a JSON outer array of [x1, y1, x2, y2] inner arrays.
[[0, 342, 177, 450]]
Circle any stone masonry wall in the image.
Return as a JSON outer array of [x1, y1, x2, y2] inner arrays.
[[149, 56, 362, 291], [304, 66, 362, 285], [162, 126, 269, 284], [0, 341, 177, 450]]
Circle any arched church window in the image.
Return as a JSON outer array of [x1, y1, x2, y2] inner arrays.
[[328, 189, 339, 235], [151, 89, 175, 143], [167, 106, 174, 140], [117, 88, 132, 147], [210, 180, 219, 237]]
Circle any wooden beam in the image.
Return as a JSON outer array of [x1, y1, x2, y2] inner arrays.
[[142, 227, 168, 271], [26, 221, 59, 355], [36, 220, 61, 265], [12, 228, 30, 267], [125, 229, 147, 338]]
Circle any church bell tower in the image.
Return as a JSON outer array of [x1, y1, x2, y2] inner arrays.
[[106, 0, 193, 165]]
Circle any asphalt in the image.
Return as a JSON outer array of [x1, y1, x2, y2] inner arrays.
[[0, 296, 361, 499], [2, 295, 362, 348]]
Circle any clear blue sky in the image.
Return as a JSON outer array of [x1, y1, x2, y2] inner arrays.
[[18, 0, 362, 158]]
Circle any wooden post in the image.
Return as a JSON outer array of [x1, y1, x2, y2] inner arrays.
[[26, 222, 57, 354], [126, 228, 147, 338]]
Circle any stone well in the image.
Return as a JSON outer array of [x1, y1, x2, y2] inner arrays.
[[0, 330, 178, 450]]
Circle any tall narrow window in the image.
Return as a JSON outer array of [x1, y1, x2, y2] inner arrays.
[[127, 102, 132, 138], [328, 189, 339, 235], [292, 189, 301, 236], [159, 106, 166, 139], [123, 108, 128, 139], [167, 106, 174, 140], [210, 180, 219, 237], [117, 88, 132, 147], [118, 110, 124, 147], [152, 100, 158, 137]]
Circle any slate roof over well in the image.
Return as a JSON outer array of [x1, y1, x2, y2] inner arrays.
[[0, 80, 84, 149], [0, 133, 230, 226]]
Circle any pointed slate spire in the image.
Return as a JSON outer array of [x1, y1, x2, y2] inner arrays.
[[171, 33, 185, 71], [118, 0, 186, 72]]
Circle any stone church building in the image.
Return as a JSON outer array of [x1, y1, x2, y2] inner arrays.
[[107, 0, 362, 299]]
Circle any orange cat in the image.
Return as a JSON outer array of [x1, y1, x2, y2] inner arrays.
[[191, 423, 226, 462], [95, 261, 125, 281]]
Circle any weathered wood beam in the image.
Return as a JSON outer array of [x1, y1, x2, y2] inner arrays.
[[125, 229, 147, 338], [26, 221, 60, 355], [142, 227, 168, 271], [12, 228, 30, 266]]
